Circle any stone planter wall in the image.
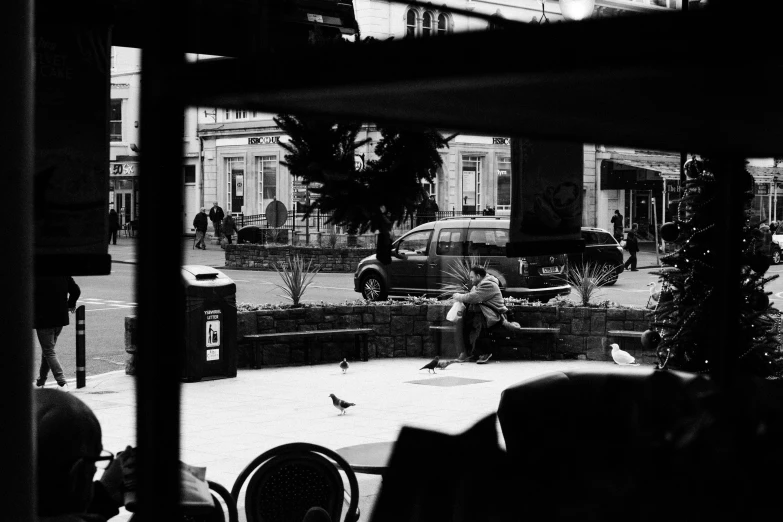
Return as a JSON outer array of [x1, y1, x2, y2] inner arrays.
[[225, 244, 375, 272], [125, 304, 655, 373]]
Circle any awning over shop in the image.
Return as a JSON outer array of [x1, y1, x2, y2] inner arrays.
[[608, 154, 783, 183], [608, 155, 681, 179]]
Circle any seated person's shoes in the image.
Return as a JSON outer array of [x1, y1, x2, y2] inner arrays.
[[477, 354, 493, 364]]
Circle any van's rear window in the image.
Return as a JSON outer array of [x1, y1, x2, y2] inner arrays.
[[467, 229, 509, 256], [436, 229, 466, 256]]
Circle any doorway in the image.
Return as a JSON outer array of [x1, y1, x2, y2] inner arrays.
[[113, 179, 135, 228]]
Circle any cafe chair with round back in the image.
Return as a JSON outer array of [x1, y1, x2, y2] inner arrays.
[[231, 442, 361, 522]]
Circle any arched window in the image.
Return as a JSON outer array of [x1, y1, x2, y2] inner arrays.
[[437, 13, 448, 35], [422, 12, 433, 37], [406, 10, 417, 38]]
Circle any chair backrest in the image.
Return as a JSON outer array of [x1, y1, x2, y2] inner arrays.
[[497, 366, 705, 461], [232, 442, 360, 522]]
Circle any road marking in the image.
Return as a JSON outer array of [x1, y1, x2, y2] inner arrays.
[[310, 285, 353, 290], [85, 305, 137, 312], [91, 357, 125, 366]]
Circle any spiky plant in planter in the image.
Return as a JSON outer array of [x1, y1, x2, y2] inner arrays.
[[437, 256, 489, 298], [272, 255, 321, 307], [563, 261, 616, 307]]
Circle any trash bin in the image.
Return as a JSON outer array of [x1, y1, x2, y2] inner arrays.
[[238, 225, 261, 244], [182, 265, 238, 382]]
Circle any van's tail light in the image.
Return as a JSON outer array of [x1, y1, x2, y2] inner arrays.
[[519, 259, 529, 276]]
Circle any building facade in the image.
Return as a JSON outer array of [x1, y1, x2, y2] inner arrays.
[[113, 1, 783, 236]]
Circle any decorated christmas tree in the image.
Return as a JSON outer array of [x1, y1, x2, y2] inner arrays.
[[650, 156, 783, 379]]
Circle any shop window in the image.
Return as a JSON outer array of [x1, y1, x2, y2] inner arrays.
[[227, 157, 245, 213], [258, 156, 277, 211], [183, 165, 196, 184], [496, 156, 511, 210], [110, 99, 122, 142], [462, 155, 482, 212]]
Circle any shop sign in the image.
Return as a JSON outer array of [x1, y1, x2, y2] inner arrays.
[[493, 137, 510, 145], [110, 163, 136, 176], [235, 175, 244, 196], [248, 136, 280, 145]]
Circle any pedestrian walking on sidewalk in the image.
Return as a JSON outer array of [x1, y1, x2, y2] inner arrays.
[[108, 207, 120, 245], [222, 213, 238, 245], [34, 276, 81, 391], [623, 225, 639, 271], [209, 201, 225, 239], [611, 209, 624, 242], [193, 207, 208, 249]]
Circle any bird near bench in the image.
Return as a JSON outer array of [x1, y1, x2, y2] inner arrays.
[[420, 356, 439, 373], [329, 393, 355, 415], [339, 358, 349, 374], [611, 343, 640, 366]]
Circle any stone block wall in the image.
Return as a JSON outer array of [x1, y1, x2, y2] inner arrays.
[[225, 245, 375, 272], [125, 304, 655, 373]]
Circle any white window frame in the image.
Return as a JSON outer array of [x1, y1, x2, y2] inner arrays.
[[405, 8, 418, 38], [406, 7, 450, 38], [224, 109, 250, 121], [461, 155, 483, 210], [422, 11, 433, 37], [110, 99, 123, 142]]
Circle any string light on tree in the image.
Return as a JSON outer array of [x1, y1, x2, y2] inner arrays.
[[651, 156, 783, 378]]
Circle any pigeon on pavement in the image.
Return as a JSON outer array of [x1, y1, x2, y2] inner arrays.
[[436, 359, 456, 369], [339, 358, 349, 374], [420, 356, 440, 373], [329, 393, 355, 415], [611, 343, 640, 366]]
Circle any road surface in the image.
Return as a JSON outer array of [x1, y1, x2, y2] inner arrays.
[[41, 264, 783, 381]]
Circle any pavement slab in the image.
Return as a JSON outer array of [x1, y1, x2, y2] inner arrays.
[[71, 358, 626, 522]]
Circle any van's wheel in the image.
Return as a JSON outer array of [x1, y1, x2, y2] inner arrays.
[[773, 249, 781, 265], [361, 273, 387, 301], [602, 265, 618, 286]]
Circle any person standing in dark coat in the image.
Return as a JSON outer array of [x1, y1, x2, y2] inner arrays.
[[193, 207, 208, 249], [108, 208, 120, 245], [611, 210, 624, 242], [375, 205, 393, 265], [222, 213, 238, 245], [208, 201, 225, 239], [623, 225, 640, 271], [34, 276, 81, 391]]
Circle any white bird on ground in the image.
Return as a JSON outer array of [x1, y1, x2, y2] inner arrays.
[[611, 343, 640, 366]]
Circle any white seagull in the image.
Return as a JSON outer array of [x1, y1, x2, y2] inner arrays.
[[611, 343, 640, 366]]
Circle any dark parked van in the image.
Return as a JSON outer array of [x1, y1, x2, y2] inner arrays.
[[354, 216, 571, 301], [567, 227, 625, 285]]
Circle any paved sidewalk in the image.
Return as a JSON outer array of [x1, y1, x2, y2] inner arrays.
[[70, 358, 626, 522], [108, 234, 227, 268]]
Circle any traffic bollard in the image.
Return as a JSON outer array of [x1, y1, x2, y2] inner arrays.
[[76, 305, 86, 389]]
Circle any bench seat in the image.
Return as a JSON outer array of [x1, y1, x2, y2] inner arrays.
[[242, 328, 373, 366]]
